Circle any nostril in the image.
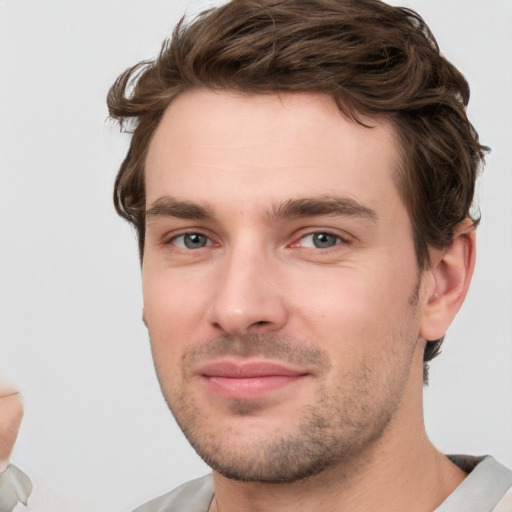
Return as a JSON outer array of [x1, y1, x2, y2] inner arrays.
[[251, 320, 270, 328]]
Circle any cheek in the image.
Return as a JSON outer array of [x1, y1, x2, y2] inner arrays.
[[142, 269, 206, 364], [295, 266, 417, 350], [144, 262, 205, 318]]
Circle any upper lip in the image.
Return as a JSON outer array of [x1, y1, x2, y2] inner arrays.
[[198, 360, 308, 378]]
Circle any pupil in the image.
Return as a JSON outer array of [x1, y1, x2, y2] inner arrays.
[[313, 233, 337, 248], [184, 234, 206, 249]]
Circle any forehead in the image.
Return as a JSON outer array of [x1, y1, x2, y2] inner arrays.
[[145, 90, 401, 211]]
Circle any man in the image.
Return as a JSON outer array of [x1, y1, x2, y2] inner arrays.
[[108, 0, 512, 510]]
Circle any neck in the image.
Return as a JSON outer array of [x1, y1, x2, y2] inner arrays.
[[211, 443, 465, 512], [210, 350, 466, 512]]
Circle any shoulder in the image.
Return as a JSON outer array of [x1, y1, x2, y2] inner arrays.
[[437, 455, 512, 512], [132, 474, 214, 512]]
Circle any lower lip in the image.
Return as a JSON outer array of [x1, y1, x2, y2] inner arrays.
[[202, 375, 305, 400]]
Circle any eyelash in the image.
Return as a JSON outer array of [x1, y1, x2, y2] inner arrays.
[[164, 229, 350, 251], [292, 231, 345, 250], [164, 231, 217, 249]]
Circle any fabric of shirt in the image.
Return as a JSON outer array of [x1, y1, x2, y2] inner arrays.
[[0, 464, 32, 512], [132, 455, 512, 512]]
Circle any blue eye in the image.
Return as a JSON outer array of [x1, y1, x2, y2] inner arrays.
[[299, 232, 340, 249], [173, 233, 210, 249]]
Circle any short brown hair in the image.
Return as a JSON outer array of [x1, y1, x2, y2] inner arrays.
[[108, 0, 486, 379]]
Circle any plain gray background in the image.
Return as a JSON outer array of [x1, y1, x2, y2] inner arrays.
[[1, 1, 511, 511]]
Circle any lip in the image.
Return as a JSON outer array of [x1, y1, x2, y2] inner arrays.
[[198, 360, 309, 400]]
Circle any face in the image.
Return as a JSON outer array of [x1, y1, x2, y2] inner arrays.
[[142, 90, 426, 482]]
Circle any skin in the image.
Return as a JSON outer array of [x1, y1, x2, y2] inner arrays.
[[142, 90, 475, 512], [0, 381, 23, 471]]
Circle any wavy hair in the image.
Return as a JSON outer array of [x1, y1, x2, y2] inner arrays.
[[108, 0, 486, 381]]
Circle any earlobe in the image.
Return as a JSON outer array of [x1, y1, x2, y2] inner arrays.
[[420, 220, 476, 341]]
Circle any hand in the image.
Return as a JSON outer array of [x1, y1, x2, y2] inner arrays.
[[0, 382, 23, 472], [0, 381, 33, 511]]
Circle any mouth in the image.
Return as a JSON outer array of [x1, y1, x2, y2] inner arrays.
[[198, 359, 309, 400]]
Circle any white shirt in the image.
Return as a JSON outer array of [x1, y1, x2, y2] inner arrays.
[[132, 456, 512, 512]]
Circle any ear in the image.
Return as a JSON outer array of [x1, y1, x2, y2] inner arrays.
[[420, 220, 476, 341]]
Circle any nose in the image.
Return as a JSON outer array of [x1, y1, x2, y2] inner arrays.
[[207, 245, 288, 337]]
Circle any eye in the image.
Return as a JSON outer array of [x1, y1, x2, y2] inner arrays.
[[297, 232, 341, 249], [172, 233, 212, 249]]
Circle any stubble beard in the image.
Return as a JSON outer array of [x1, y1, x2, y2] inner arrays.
[[155, 328, 418, 483]]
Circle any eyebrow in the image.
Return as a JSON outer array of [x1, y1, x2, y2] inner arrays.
[[270, 196, 377, 222], [146, 196, 214, 222], [145, 195, 377, 223]]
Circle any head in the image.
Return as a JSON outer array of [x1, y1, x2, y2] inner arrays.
[[108, 0, 485, 381], [108, 0, 483, 481]]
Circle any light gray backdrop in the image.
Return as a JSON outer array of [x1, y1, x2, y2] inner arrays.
[[1, 1, 511, 511]]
